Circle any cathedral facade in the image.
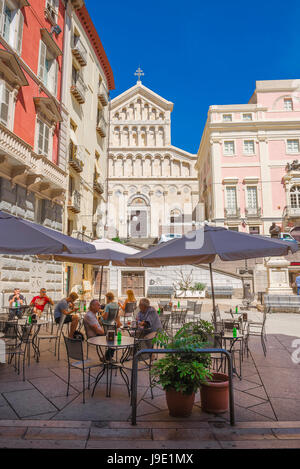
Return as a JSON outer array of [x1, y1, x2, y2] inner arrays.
[[107, 80, 200, 242]]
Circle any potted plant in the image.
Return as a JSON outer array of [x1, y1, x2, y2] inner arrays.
[[151, 324, 212, 417], [191, 282, 206, 298], [187, 321, 229, 414]]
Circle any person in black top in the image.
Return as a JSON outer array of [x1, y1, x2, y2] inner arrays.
[[8, 288, 25, 319]]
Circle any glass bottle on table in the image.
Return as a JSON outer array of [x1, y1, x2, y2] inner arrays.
[[117, 328, 122, 344]]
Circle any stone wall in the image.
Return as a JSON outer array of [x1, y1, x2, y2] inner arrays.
[[0, 178, 64, 305]]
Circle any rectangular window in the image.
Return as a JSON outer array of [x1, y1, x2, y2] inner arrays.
[[243, 140, 255, 154], [287, 139, 300, 154], [249, 226, 260, 235], [247, 187, 258, 209], [38, 40, 58, 96], [226, 186, 237, 214], [45, 0, 58, 23], [0, 1, 24, 54], [0, 81, 10, 126], [223, 114, 232, 122], [224, 141, 235, 155], [242, 113, 252, 121], [284, 98, 293, 111], [36, 118, 51, 157]]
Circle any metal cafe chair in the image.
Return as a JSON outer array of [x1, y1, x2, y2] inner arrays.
[[171, 309, 188, 336], [6, 324, 33, 381], [101, 306, 119, 333], [63, 334, 102, 403], [244, 307, 270, 357], [35, 313, 66, 361], [123, 302, 137, 325]]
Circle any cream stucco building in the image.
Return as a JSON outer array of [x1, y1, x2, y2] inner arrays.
[[106, 79, 201, 243]]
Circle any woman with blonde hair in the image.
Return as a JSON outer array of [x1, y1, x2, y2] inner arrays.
[[101, 291, 122, 328], [119, 289, 136, 315]]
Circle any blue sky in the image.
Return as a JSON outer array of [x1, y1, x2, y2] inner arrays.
[[86, 0, 300, 154]]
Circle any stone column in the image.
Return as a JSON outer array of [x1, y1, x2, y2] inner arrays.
[[210, 139, 223, 223], [266, 257, 293, 295]]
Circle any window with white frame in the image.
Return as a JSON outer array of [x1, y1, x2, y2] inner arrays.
[[45, 0, 58, 24], [226, 186, 237, 214], [224, 141, 235, 155], [38, 40, 58, 96], [287, 139, 300, 154], [243, 140, 255, 155], [0, 80, 12, 128], [290, 186, 300, 208], [36, 117, 51, 158], [246, 186, 258, 214], [0, 0, 24, 54], [223, 114, 232, 122], [242, 113, 252, 121], [284, 98, 293, 111]]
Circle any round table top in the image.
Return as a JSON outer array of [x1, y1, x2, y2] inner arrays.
[[88, 335, 135, 348], [18, 319, 49, 326], [215, 330, 244, 339]]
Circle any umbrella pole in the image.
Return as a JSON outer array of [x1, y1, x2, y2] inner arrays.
[[209, 263, 216, 324], [99, 265, 104, 303]]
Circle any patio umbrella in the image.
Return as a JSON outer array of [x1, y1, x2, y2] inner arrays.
[[125, 225, 299, 321], [40, 238, 139, 301], [0, 210, 96, 255]]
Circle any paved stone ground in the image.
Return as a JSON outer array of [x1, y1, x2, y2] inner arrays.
[[0, 303, 299, 448]]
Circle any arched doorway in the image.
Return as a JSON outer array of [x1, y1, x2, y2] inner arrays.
[[128, 195, 149, 238]]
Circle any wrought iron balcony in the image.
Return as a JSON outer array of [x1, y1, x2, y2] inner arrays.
[[96, 114, 107, 137], [69, 144, 84, 173], [70, 73, 86, 104], [71, 35, 87, 66], [224, 207, 241, 219], [286, 206, 300, 218], [93, 176, 104, 195], [245, 207, 261, 218], [98, 82, 108, 106], [68, 190, 81, 213]]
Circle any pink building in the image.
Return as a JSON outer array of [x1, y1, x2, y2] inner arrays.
[[196, 79, 300, 235]]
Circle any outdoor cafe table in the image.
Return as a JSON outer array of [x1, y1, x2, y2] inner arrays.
[[3, 305, 32, 320], [214, 329, 245, 380], [88, 335, 135, 398], [18, 319, 49, 363]]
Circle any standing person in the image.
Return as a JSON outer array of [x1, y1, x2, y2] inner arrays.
[[54, 292, 79, 338], [30, 288, 54, 318], [295, 273, 300, 295], [136, 298, 162, 341], [118, 289, 136, 315], [8, 288, 25, 319]]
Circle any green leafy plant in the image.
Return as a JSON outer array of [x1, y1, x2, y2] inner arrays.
[[151, 322, 213, 395], [191, 282, 206, 292]]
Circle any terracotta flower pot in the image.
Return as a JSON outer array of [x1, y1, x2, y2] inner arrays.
[[165, 388, 195, 417], [200, 372, 229, 413]]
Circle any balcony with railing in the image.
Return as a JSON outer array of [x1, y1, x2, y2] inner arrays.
[[98, 82, 108, 106], [69, 143, 84, 173], [93, 175, 104, 195], [245, 207, 261, 218], [70, 73, 86, 104], [71, 35, 87, 66], [67, 190, 81, 213], [285, 206, 300, 218], [224, 207, 241, 219], [96, 113, 107, 137]]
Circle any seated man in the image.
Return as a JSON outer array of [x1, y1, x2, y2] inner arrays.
[[83, 299, 105, 338], [8, 288, 25, 319], [54, 292, 79, 338], [137, 298, 162, 342], [30, 288, 54, 318]]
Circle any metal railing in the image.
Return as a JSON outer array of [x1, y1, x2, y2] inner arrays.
[[224, 207, 240, 218], [245, 207, 261, 217], [286, 206, 300, 217], [96, 114, 107, 137], [131, 347, 235, 426], [71, 73, 86, 102], [72, 35, 87, 64], [98, 82, 108, 106], [68, 190, 81, 212]]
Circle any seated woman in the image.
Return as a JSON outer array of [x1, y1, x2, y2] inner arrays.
[[118, 289, 136, 317], [101, 291, 122, 329]]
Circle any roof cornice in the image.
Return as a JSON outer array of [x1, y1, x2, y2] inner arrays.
[[76, 6, 115, 90], [111, 82, 174, 111]]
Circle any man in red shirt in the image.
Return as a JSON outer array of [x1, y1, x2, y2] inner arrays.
[[30, 288, 54, 318]]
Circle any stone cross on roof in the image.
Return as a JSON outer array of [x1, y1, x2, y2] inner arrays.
[[134, 67, 144, 83]]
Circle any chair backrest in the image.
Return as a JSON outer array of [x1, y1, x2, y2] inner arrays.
[[194, 304, 202, 314], [104, 305, 119, 323], [4, 320, 18, 339], [63, 334, 84, 362], [19, 324, 33, 342], [57, 313, 67, 335], [187, 301, 196, 312], [160, 315, 170, 330], [124, 302, 136, 315]]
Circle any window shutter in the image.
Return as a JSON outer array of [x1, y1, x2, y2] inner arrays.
[[49, 59, 58, 96], [16, 10, 24, 55], [0, 83, 9, 125], [44, 124, 49, 156], [0, 0, 4, 36], [38, 41, 47, 82], [37, 119, 44, 154]]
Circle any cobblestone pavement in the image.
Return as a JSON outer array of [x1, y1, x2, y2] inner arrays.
[[0, 307, 299, 448]]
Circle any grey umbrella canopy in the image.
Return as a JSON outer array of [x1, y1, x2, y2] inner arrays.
[[0, 210, 96, 255], [43, 248, 130, 266], [126, 225, 299, 321]]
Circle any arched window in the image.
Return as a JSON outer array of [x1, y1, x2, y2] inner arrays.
[[170, 209, 182, 224], [290, 186, 300, 208]]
